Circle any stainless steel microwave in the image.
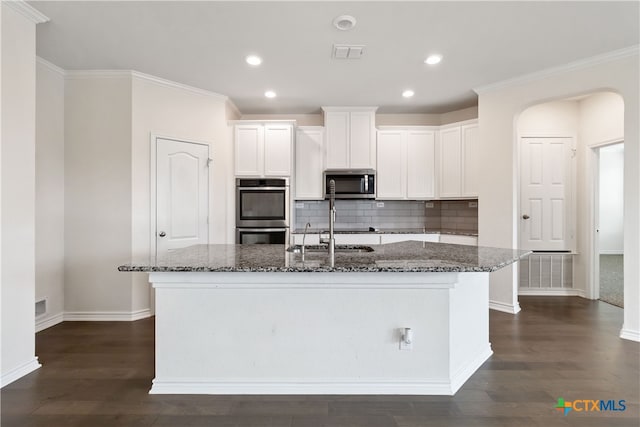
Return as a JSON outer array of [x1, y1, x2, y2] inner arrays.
[[324, 170, 375, 199]]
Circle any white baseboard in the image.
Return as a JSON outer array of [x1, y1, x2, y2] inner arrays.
[[450, 345, 493, 394], [620, 327, 640, 342], [64, 308, 152, 322], [35, 312, 64, 332], [489, 300, 521, 314], [1, 357, 41, 388], [599, 250, 623, 255], [518, 288, 585, 297], [151, 378, 454, 395], [150, 345, 493, 396]]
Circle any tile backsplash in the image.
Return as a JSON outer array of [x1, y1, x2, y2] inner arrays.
[[425, 200, 478, 233], [295, 200, 427, 230], [294, 199, 478, 233]]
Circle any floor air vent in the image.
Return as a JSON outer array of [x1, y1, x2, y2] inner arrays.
[[519, 252, 573, 293]]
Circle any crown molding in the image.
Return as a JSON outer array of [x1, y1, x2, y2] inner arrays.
[[131, 71, 228, 101], [225, 99, 242, 119], [64, 70, 133, 79], [474, 45, 640, 95], [36, 57, 66, 76], [3, 0, 49, 23]]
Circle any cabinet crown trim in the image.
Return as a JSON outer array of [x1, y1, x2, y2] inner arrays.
[[322, 106, 379, 113]]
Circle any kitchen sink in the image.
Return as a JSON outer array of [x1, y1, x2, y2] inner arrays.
[[287, 244, 374, 254]]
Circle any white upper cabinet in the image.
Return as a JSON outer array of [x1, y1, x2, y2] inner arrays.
[[407, 130, 436, 199], [438, 120, 478, 198], [295, 127, 324, 199], [234, 122, 293, 177], [461, 123, 479, 197], [376, 130, 405, 199], [439, 126, 462, 198], [377, 128, 436, 200], [323, 107, 377, 169]]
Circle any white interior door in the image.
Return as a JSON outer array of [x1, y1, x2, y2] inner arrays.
[[520, 137, 574, 251], [156, 138, 209, 256]]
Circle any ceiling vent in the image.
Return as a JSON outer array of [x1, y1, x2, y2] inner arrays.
[[332, 44, 365, 59]]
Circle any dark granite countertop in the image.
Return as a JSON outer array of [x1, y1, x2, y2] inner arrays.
[[119, 241, 527, 273]]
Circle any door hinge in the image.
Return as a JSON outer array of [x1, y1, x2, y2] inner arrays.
[[571, 148, 577, 158], [207, 158, 213, 167]]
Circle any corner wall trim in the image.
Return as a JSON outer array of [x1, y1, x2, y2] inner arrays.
[[1, 358, 41, 388], [36, 57, 66, 76], [620, 327, 640, 342], [35, 312, 64, 332], [489, 300, 521, 314], [4, 0, 50, 23], [63, 309, 152, 322]]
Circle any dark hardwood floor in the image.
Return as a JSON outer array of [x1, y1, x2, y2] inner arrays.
[[1, 297, 638, 426]]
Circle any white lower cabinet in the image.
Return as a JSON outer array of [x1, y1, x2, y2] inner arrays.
[[335, 234, 382, 245], [380, 234, 439, 244], [439, 234, 478, 246]]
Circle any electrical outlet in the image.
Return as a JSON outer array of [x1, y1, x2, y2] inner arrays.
[[425, 202, 434, 208], [399, 328, 413, 351], [376, 202, 385, 208], [468, 201, 478, 208], [295, 202, 305, 209]]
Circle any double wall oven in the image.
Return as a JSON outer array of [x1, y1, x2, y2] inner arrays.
[[235, 178, 289, 244]]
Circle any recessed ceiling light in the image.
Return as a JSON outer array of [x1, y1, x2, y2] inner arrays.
[[333, 15, 357, 31], [246, 55, 262, 66], [424, 54, 443, 65], [264, 90, 277, 98], [402, 90, 415, 98]]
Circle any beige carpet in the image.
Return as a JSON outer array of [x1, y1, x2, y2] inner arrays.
[[599, 254, 623, 308]]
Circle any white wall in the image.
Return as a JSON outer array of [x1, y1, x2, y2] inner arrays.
[[64, 75, 133, 315], [131, 75, 231, 312], [477, 51, 639, 341], [598, 144, 624, 254], [1, 3, 41, 386], [517, 100, 579, 136], [35, 59, 65, 330], [576, 92, 625, 296]]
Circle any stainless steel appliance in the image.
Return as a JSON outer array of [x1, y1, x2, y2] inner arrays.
[[323, 169, 375, 199], [236, 227, 288, 244], [236, 178, 289, 243]]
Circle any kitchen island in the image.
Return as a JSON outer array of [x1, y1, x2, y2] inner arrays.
[[119, 241, 528, 395]]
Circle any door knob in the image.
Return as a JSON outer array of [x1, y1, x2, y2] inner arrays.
[[158, 231, 166, 237], [522, 214, 530, 220]]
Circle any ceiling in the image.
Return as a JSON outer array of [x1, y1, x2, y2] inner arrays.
[[30, 1, 639, 115]]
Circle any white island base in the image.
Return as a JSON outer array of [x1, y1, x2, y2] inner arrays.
[[148, 271, 492, 396]]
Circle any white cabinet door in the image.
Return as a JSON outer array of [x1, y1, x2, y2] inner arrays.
[[335, 234, 381, 245], [264, 124, 292, 176], [380, 234, 439, 244], [295, 127, 324, 199], [407, 130, 436, 199], [325, 111, 350, 169], [439, 234, 478, 246], [235, 125, 264, 176], [439, 126, 462, 198], [376, 130, 406, 199], [350, 111, 375, 169], [461, 124, 478, 197]]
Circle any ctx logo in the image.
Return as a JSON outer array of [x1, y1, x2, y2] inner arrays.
[[555, 398, 627, 416]]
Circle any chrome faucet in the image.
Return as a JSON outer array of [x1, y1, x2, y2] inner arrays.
[[301, 222, 311, 258], [328, 179, 336, 266]]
